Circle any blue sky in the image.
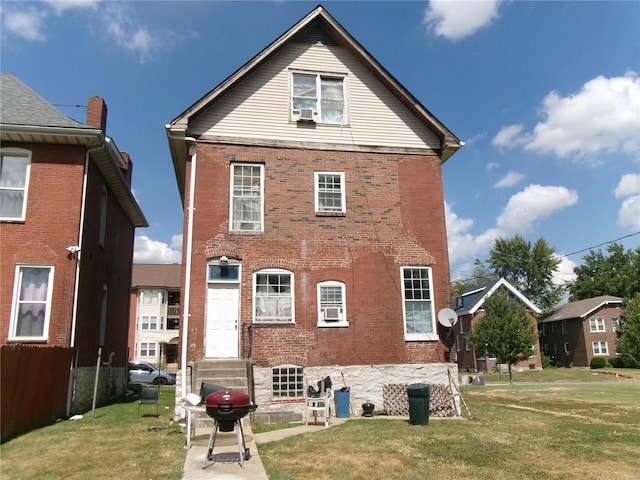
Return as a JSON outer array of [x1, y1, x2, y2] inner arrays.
[[2, 0, 639, 286]]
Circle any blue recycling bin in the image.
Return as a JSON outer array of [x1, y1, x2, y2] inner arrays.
[[334, 389, 350, 418]]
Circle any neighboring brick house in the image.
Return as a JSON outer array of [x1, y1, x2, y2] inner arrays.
[[166, 6, 462, 415], [128, 263, 182, 367], [539, 295, 623, 367], [453, 278, 543, 373], [0, 73, 147, 415]]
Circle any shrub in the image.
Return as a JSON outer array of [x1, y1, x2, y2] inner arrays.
[[608, 357, 625, 368], [590, 357, 606, 369]]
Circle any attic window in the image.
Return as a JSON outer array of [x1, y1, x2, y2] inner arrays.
[[292, 72, 346, 124]]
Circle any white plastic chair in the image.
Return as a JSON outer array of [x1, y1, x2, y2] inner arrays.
[[305, 376, 333, 428]]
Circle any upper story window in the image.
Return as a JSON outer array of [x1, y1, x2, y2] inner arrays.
[[230, 164, 263, 232], [401, 266, 437, 341], [98, 185, 108, 247], [315, 172, 345, 213], [141, 316, 158, 330], [589, 318, 606, 332], [317, 281, 347, 327], [9, 265, 54, 341], [561, 321, 568, 334], [142, 289, 160, 305], [612, 318, 620, 332], [254, 269, 294, 323], [1, 148, 32, 221], [292, 72, 346, 124]]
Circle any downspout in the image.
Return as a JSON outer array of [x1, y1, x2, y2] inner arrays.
[[66, 146, 94, 417], [170, 135, 197, 406]]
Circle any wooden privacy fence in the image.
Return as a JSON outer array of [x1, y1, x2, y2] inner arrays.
[[1, 344, 74, 442]]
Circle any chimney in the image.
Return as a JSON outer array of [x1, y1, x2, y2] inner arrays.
[[120, 152, 133, 186], [87, 96, 108, 132]]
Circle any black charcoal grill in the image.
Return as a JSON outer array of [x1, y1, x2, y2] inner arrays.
[[203, 390, 255, 469]]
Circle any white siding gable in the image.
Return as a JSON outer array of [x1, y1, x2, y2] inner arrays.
[[191, 41, 440, 151]]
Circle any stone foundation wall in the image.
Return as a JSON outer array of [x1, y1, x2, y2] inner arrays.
[[253, 362, 460, 418], [71, 366, 126, 414]]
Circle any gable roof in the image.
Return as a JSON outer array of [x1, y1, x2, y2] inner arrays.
[[0, 73, 148, 228], [455, 278, 542, 315], [131, 264, 182, 289], [543, 295, 623, 323], [166, 5, 462, 200]]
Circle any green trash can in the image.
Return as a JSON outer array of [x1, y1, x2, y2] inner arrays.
[[407, 383, 430, 425]]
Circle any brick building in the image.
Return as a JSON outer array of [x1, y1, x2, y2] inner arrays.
[[1, 73, 147, 416], [539, 295, 623, 367], [166, 6, 462, 416]]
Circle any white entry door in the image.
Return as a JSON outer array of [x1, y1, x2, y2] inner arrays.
[[205, 283, 240, 358]]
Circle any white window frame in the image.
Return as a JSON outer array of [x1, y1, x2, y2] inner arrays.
[[230, 163, 264, 232], [561, 321, 568, 334], [401, 266, 438, 341], [592, 341, 609, 356], [563, 342, 570, 355], [315, 172, 345, 213], [612, 318, 620, 332], [1, 148, 32, 221], [9, 265, 54, 341], [141, 316, 158, 330], [291, 71, 347, 124], [317, 281, 347, 327], [140, 342, 157, 357], [253, 269, 294, 324], [589, 318, 606, 332]]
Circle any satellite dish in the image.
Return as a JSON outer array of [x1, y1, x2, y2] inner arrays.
[[437, 308, 459, 328]]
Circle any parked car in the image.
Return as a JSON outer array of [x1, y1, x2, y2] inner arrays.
[[128, 361, 176, 385]]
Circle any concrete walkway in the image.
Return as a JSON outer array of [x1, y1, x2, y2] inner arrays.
[[182, 418, 348, 479]]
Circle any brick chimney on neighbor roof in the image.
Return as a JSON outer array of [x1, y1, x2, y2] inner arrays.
[[87, 96, 107, 132]]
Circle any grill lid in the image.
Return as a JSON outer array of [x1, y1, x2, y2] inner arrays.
[[205, 389, 251, 409]]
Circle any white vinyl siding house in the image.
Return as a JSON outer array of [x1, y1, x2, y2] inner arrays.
[[190, 42, 440, 152]]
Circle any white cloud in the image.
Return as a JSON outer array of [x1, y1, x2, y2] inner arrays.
[[553, 255, 577, 287], [493, 73, 640, 163], [494, 171, 524, 189], [424, 0, 502, 41], [486, 161, 500, 171], [44, 0, 98, 15], [617, 195, 640, 231], [445, 202, 501, 263], [497, 184, 579, 233], [102, 3, 160, 63], [614, 173, 640, 198], [170, 234, 183, 250], [0, 6, 48, 41], [134, 235, 182, 264], [492, 124, 524, 148]]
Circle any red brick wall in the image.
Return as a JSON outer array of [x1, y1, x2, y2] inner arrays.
[[182, 144, 452, 367], [0, 143, 85, 346]]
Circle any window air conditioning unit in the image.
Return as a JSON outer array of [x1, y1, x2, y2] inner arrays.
[[298, 109, 315, 122], [323, 307, 342, 321]]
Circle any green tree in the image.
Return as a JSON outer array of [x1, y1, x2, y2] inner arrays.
[[451, 259, 497, 298], [618, 293, 640, 368], [488, 235, 564, 313], [466, 290, 538, 384], [568, 244, 640, 301]]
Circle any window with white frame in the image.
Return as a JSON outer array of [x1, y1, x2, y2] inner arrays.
[[230, 164, 263, 232], [1, 148, 31, 221], [254, 269, 294, 323], [563, 343, 570, 355], [315, 172, 345, 213], [272, 365, 304, 399], [589, 318, 606, 332], [401, 267, 437, 340], [292, 72, 346, 124], [140, 342, 156, 357], [561, 321, 568, 334], [317, 281, 347, 326], [612, 318, 620, 332], [142, 289, 159, 305], [141, 316, 158, 330], [9, 266, 54, 340], [592, 341, 608, 356]]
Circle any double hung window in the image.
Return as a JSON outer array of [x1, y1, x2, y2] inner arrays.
[[140, 342, 156, 357], [589, 318, 606, 332], [9, 266, 54, 340], [592, 341, 608, 356], [292, 72, 345, 124], [317, 281, 347, 326], [230, 164, 263, 232], [401, 267, 437, 341], [315, 172, 345, 213], [254, 269, 294, 323], [1, 149, 31, 221]]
